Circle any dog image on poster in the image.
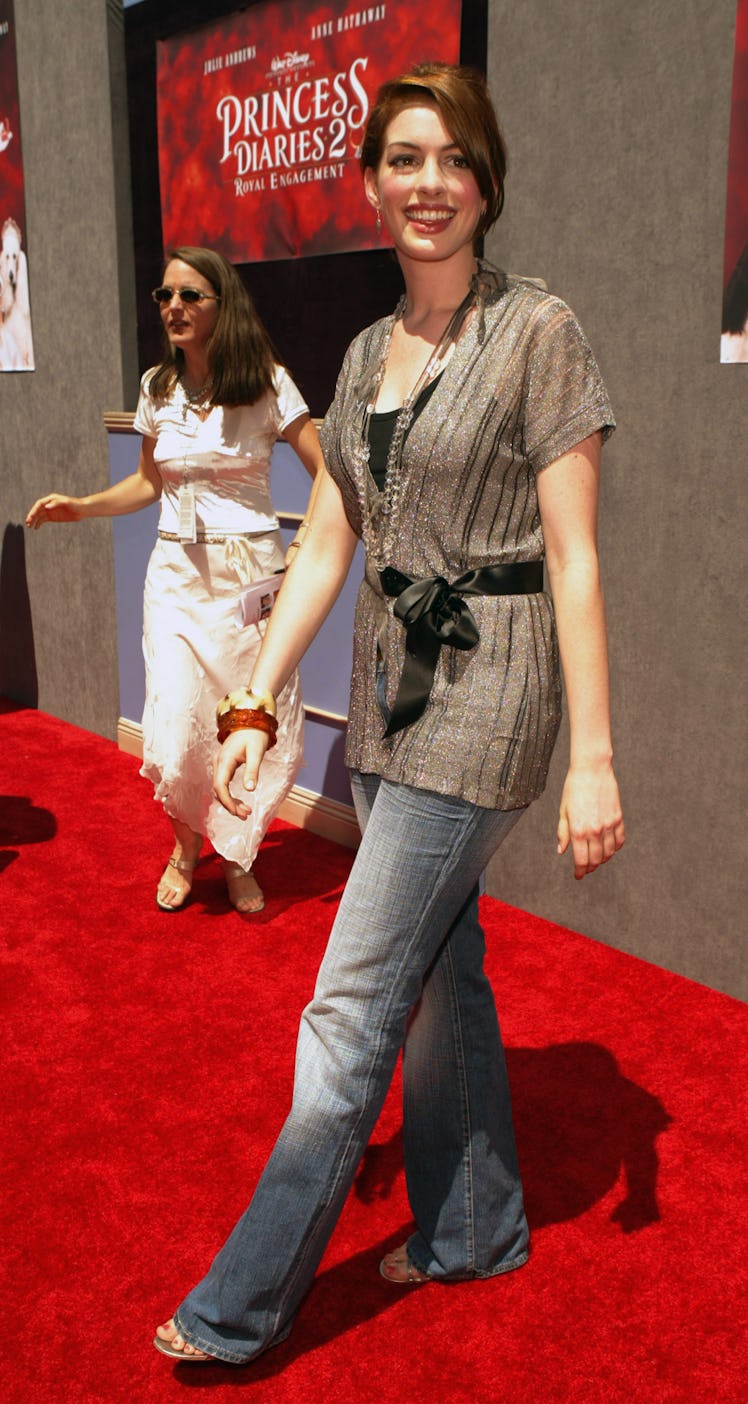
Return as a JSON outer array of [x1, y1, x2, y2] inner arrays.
[[0, 216, 34, 369], [0, 0, 36, 374]]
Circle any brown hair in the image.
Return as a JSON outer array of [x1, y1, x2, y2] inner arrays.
[[148, 246, 279, 407], [360, 63, 507, 241]]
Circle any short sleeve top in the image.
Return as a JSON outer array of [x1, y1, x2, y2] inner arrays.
[[133, 364, 308, 534], [320, 264, 615, 811]]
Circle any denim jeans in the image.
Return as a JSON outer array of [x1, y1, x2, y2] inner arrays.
[[174, 773, 529, 1363]]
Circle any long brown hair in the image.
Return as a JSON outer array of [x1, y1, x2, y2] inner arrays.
[[148, 246, 279, 406], [360, 63, 507, 243]]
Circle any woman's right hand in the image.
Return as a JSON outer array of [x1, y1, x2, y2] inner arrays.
[[26, 494, 85, 528], [213, 728, 271, 817]]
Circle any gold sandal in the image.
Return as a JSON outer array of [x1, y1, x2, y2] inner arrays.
[[156, 853, 199, 912], [222, 861, 265, 914]]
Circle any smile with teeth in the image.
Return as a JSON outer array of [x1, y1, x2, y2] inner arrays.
[[406, 206, 454, 228]]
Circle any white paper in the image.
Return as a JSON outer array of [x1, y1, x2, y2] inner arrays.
[[234, 571, 285, 627]]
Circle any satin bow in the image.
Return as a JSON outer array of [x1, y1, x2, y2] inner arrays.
[[379, 561, 543, 737]]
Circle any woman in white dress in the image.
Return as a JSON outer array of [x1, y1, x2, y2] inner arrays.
[[26, 246, 323, 913]]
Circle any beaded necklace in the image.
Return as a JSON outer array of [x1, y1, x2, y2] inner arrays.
[[179, 375, 213, 419]]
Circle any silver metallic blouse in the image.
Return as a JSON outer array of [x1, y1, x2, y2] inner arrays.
[[320, 264, 615, 811]]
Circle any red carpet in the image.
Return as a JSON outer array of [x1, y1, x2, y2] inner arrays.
[[1, 700, 746, 1402]]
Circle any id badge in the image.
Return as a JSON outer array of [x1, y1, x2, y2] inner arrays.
[[177, 483, 197, 543]]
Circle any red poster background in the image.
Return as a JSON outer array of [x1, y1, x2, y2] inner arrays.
[[0, 0, 34, 370], [157, 0, 462, 263], [724, 0, 748, 285]]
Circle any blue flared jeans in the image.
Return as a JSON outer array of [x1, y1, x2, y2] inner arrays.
[[174, 773, 529, 1363]]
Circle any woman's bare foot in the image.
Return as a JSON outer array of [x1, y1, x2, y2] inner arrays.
[[154, 1318, 212, 1361], [156, 853, 199, 911], [379, 1244, 432, 1285], [156, 823, 202, 912], [222, 861, 265, 913]]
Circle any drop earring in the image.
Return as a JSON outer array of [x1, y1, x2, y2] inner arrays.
[[376, 209, 382, 234]]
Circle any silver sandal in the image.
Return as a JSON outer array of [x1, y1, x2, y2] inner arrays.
[[379, 1246, 432, 1285]]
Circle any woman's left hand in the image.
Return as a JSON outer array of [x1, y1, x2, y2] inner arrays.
[[557, 761, 625, 880]]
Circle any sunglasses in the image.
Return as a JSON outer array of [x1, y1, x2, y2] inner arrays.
[[151, 286, 221, 305]]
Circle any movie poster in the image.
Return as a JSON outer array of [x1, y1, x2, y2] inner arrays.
[[157, 0, 462, 263], [0, 0, 34, 371], [721, 0, 748, 362]]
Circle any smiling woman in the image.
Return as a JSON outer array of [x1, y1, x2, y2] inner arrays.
[[151, 63, 624, 1370], [363, 107, 484, 274]]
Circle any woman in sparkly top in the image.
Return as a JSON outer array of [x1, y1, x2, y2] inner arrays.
[[154, 66, 625, 1364], [26, 247, 323, 914]]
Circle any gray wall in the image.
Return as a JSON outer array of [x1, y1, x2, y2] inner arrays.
[[2, 0, 744, 998], [485, 0, 746, 998], [0, 0, 137, 737]]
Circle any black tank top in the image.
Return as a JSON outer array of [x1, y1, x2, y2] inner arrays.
[[367, 374, 443, 490]]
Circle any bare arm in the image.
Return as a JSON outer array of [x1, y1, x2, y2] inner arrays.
[[281, 412, 324, 484], [536, 431, 625, 879], [280, 413, 325, 563], [214, 466, 358, 815], [26, 436, 162, 528]]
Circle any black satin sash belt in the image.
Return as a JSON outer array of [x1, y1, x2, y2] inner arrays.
[[379, 560, 544, 737]]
